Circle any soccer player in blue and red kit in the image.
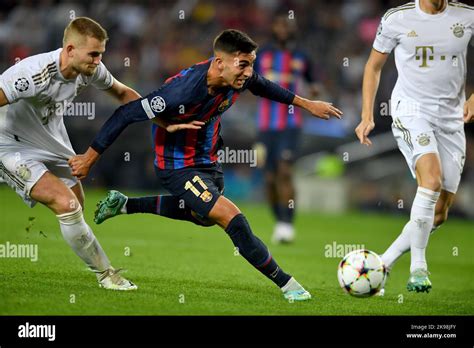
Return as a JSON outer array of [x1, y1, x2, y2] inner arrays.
[[255, 15, 320, 243], [69, 29, 342, 301]]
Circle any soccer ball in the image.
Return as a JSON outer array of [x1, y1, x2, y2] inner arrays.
[[337, 249, 387, 297]]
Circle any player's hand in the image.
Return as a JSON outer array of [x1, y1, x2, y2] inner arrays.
[[165, 120, 205, 133], [68, 155, 92, 180], [306, 100, 343, 120], [68, 147, 99, 180], [463, 95, 474, 123], [355, 119, 375, 146]]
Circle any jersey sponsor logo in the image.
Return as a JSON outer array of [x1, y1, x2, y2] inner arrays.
[[150, 96, 166, 113], [451, 23, 465, 38], [14, 78, 29, 92], [415, 46, 434, 68], [407, 30, 418, 38], [416, 133, 431, 146]]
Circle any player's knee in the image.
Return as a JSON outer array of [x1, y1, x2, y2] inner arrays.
[[218, 210, 241, 229], [208, 197, 241, 229], [191, 211, 216, 227], [54, 196, 82, 215], [420, 176, 442, 192]]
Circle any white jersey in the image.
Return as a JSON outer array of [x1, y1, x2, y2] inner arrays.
[[373, 0, 473, 132], [0, 48, 114, 158]]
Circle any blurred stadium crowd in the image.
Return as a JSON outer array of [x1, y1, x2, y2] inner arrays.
[[0, 0, 472, 218]]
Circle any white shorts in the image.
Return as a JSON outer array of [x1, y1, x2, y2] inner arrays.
[[391, 116, 466, 194], [0, 146, 78, 207]]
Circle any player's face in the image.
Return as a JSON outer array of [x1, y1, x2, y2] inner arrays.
[[71, 36, 106, 76], [221, 51, 256, 89], [272, 17, 294, 43]]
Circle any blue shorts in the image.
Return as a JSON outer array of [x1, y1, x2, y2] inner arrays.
[[155, 162, 224, 218], [259, 128, 300, 172]]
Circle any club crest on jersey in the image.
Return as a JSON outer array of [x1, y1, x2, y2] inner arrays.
[[200, 190, 213, 203], [451, 23, 465, 38], [218, 99, 230, 112], [14, 78, 29, 92], [407, 30, 418, 38], [150, 96, 166, 113], [416, 133, 430, 146]]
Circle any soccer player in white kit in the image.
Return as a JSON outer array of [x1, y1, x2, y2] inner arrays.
[[0, 17, 143, 290], [355, 0, 474, 293]]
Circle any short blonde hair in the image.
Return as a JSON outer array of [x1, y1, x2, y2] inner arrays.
[[63, 17, 108, 45]]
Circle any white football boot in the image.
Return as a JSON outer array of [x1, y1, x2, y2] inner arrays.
[[271, 222, 295, 244], [97, 267, 138, 291]]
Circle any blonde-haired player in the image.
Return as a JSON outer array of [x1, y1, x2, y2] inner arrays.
[[0, 17, 198, 290], [356, 0, 473, 293]]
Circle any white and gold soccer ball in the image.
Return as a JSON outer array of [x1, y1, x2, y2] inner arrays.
[[337, 249, 387, 297]]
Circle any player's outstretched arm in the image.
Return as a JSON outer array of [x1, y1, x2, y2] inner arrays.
[[68, 86, 204, 179], [355, 49, 389, 146], [106, 79, 204, 132], [106, 79, 142, 104], [292, 95, 342, 120], [464, 94, 474, 123], [247, 72, 342, 120]]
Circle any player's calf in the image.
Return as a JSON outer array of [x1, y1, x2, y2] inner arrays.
[[222, 212, 310, 301]]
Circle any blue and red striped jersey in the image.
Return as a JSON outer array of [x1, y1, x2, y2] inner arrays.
[[255, 45, 314, 131], [91, 57, 296, 170]]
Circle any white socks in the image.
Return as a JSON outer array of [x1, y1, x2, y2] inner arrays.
[[381, 222, 412, 271], [281, 277, 302, 292], [381, 187, 440, 273], [409, 187, 439, 272], [57, 206, 111, 274], [120, 197, 128, 214]]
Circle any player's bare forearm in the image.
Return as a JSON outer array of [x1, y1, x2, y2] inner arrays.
[[463, 93, 474, 123], [361, 49, 388, 121], [68, 147, 100, 180], [356, 67, 380, 146], [292, 95, 343, 120], [106, 80, 141, 105], [0, 88, 9, 107], [119, 88, 141, 104], [361, 63, 382, 121], [356, 49, 388, 146]]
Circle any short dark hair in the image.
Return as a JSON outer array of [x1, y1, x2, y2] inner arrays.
[[213, 29, 258, 54]]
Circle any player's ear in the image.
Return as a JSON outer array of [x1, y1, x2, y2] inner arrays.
[[214, 56, 225, 71], [65, 44, 75, 57]]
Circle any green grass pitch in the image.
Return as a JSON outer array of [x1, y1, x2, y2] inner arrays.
[[0, 186, 472, 315]]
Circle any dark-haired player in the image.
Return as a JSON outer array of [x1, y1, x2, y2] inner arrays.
[[255, 14, 320, 244], [69, 29, 342, 301]]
